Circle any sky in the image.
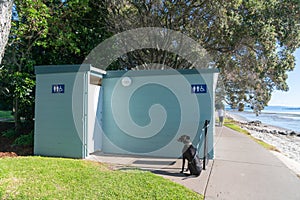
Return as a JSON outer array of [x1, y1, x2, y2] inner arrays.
[[268, 48, 300, 107]]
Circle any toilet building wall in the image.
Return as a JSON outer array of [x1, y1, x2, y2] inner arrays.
[[34, 65, 217, 159], [101, 69, 217, 158], [34, 72, 85, 158], [34, 64, 105, 158]]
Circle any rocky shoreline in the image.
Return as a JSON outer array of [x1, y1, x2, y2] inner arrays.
[[226, 112, 300, 165], [240, 120, 300, 137]]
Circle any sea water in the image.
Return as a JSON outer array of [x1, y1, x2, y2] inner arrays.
[[227, 106, 300, 133]]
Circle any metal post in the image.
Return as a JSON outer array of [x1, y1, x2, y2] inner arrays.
[[203, 120, 210, 170]]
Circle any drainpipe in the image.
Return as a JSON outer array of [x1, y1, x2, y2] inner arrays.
[[83, 71, 88, 158]]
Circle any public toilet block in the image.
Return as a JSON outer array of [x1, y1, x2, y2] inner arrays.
[[34, 65, 218, 159], [34, 65, 105, 158], [101, 69, 218, 158]]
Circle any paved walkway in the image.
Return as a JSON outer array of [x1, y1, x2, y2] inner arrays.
[[87, 126, 300, 200]]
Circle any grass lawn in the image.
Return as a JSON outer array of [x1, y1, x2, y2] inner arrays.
[[0, 157, 203, 200], [0, 111, 13, 120]]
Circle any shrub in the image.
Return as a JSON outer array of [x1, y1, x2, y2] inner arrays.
[[13, 131, 34, 146], [1, 129, 17, 138]]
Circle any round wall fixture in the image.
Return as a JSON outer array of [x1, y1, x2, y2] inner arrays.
[[121, 77, 132, 87]]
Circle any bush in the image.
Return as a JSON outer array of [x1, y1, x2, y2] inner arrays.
[[13, 132, 33, 146], [1, 129, 17, 138]]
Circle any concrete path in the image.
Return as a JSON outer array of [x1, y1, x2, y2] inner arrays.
[[87, 126, 300, 200], [206, 126, 300, 200]]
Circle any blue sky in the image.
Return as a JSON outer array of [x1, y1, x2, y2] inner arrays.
[[268, 48, 300, 107]]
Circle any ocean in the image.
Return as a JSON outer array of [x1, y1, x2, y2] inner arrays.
[[227, 106, 300, 133]]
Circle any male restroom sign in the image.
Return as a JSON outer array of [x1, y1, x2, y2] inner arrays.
[[52, 84, 65, 93], [191, 84, 207, 94]]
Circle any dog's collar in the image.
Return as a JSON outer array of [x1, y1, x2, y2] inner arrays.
[[184, 142, 192, 146]]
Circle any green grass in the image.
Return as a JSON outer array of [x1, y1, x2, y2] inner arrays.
[[0, 111, 13, 120], [0, 157, 203, 200], [225, 122, 249, 135], [224, 119, 279, 152]]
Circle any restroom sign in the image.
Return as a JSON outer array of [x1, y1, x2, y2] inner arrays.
[[52, 84, 65, 93], [191, 84, 207, 93]]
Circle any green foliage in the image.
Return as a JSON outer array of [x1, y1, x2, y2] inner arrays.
[[1, 129, 17, 139], [11, 72, 35, 119], [0, 157, 203, 200], [33, 0, 112, 65], [0, 111, 13, 119], [3, 0, 50, 73], [0, 0, 298, 133], [105, 0, 300, 113], [0, 69, 35, 122], [13, 131, 33, 146], [1, 0, 111, 132], [1, 0, 50, 129]]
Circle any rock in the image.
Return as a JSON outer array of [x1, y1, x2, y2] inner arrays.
[[278, 131, 288, 136], [264, 130, 270, 134], [289, 131, 297, 136], [248, 120, 262, 126]]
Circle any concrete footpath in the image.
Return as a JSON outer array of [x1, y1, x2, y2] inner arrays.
[[87, 126, 300, 200]]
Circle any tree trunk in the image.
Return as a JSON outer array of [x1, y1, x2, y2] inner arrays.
[[0, 0, 13, 64], [13, 97, 22, 135]]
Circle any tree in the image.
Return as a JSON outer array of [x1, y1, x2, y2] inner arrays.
[[32, 0, 111, 65], [0, 70, 35, 133], [2, 0, 50, 133], [104, 0, 300, 113], [0, 0, 13, 64], [1, 0, 111, 133]]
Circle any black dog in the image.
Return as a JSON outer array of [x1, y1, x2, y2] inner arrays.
[[177, 135, 202, 176]]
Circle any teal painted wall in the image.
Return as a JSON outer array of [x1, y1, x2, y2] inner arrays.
[[34, 71, 85, 158], [34, 65, 218, 159], [35, 65, 105, 159], [101, 69, 218, 158]]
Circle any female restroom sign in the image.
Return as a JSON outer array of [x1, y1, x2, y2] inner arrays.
[[191, 84, 207, 94], [52, 84, 65, 93]]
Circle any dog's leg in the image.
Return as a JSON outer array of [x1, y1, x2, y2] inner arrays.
[[180, 157, 185, 173]]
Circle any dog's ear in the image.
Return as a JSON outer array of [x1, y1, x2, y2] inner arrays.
[[186, 135, 190, 140], [178, 135, 185, 141], [177, 136, 183, 142]]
